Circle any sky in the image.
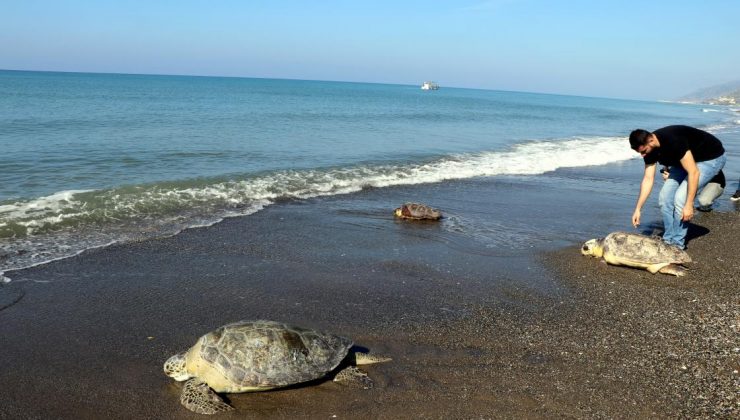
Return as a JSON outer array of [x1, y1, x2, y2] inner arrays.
[[2, 0, 739, 100]]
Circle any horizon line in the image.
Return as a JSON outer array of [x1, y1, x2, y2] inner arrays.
[[0, 67, 664, 103]]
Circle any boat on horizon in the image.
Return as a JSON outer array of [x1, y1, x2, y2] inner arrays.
[[421, 81, 439, 90]]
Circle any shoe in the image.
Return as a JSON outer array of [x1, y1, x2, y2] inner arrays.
[[732, 190, 740, 201], [662, 239, 686, 250], [696, 205, 712, 212]]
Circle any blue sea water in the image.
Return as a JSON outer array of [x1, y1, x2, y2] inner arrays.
[[1, 70, 738, 280]]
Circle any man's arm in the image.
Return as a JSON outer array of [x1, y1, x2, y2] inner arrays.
[[679, 150, 700, 222], [632, 162, 657, 227]]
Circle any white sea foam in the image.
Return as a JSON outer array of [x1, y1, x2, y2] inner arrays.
[[130, 136, 635, 204], [0, 189, 93, 220], [703, 119, 740, 134]]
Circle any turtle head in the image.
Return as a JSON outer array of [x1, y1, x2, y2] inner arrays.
[[581, 238, 604, 257], [393, 208, 402, 217], [164, 353, 192, 381]]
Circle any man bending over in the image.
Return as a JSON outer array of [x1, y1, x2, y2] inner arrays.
[[629, 125, 726, 249]]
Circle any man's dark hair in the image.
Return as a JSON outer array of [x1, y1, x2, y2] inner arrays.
[[629, 129, 651, 151]]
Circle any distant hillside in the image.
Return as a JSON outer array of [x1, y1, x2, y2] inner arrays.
[[678, 80, 740, 105]]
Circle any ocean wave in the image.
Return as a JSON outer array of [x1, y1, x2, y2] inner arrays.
[[703, 118, 740, 133], [0, 136, 635, 277], [1, 136, 634, 239]]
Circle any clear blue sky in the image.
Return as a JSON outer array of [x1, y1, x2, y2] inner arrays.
[[2, 0, 738, 100]]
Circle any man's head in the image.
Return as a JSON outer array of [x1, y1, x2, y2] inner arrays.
[[629, 129, 659, 157]]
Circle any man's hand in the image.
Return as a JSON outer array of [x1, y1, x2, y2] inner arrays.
[[661, 167, 669, 181], [632, 209, 641, 227], [681, 204, 694, 222]]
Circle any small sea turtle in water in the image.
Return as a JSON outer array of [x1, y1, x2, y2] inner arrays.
[[164, 320, 391, 415], [581, 231, 692, 276], [393, 202, 442, 220]]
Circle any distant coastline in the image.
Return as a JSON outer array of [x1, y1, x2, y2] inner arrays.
[[677, 80, 740, 105]]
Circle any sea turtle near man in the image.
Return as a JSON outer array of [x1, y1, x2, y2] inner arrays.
[[581, 231, 692, 276], [164, 320, 391, 415], [393, 202, 442, 220]]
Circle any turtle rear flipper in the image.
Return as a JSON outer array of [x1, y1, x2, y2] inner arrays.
[[333, 366, 373, 389], [657, 263, 688, 277], [646, 262, 670, 274], [181, 378, 234, 415], [352, 352, 392, 365], [646, 262, 686, 276]]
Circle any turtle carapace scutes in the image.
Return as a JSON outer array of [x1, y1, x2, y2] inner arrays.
[[164, 320, 391, 414], [393, 203, 442, 220], [581, 231, 691, 276]]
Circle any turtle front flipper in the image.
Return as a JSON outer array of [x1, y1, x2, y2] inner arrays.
[[333, 366, 373, 389], [657, 264, 687, 277], [181, 378, 234, 415]]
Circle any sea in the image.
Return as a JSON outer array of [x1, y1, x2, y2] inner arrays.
[[1, 70, 739, 283]]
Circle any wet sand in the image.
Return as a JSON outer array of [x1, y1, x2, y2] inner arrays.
[[0, 187, 738, 419]]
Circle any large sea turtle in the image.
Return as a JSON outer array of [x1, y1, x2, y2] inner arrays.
[[393, 202, 442, 220], [164, 320, 391, 415], [581, 231, 692, 276]]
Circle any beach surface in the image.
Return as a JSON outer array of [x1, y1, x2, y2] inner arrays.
[[1, 173, 738, 419]]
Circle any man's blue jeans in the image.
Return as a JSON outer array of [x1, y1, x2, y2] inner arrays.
[[659, 154, 726, 247]]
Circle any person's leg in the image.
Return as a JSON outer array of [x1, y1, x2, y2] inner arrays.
[[670, 154, 726, 247], [697, 154, 727, 185], [659, 168, 684, 245], [696, 182, 724, 211], [668, 179, 689, 247]]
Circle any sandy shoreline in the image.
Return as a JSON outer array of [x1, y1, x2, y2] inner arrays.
[[515, 210, 739, 418], [0, 190, 737, 419]]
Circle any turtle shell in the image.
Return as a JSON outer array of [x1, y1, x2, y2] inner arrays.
[[197, 320, 353, 388], [397, 203, 441, 220], [602, 232, 691, 265]]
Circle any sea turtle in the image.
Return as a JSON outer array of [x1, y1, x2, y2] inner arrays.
[[164, 320, 391, 415], [581, 231, 692, 276], [393, 202, 442, 220]]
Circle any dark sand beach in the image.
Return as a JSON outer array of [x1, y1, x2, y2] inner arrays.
[[1, 175, 738, 419]]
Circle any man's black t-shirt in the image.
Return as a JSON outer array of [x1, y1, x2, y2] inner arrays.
[[643, 125, 724, 166]]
